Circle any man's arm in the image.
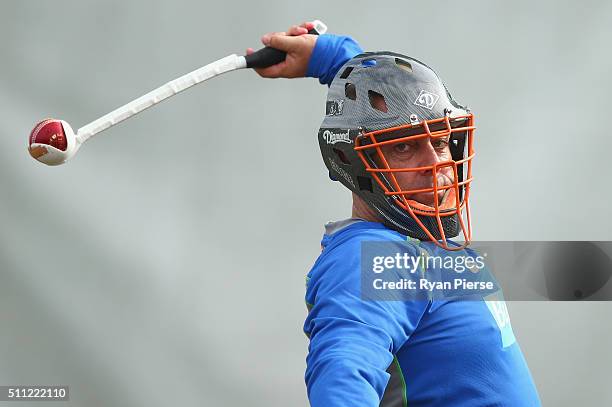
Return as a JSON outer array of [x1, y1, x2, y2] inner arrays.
[[249, 22, 363, 85], [306, 34, 363, 86], [304, 241, 428, 406]]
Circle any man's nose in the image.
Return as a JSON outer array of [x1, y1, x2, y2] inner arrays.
[[416, 141, 441, 175]]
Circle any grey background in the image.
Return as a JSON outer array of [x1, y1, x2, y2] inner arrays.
[[1, 0, 611, 405]]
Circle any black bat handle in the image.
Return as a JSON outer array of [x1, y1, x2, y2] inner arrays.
[[245, 22, 326, 69]]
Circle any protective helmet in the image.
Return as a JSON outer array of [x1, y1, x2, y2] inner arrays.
[[318, 52, 475, 250]]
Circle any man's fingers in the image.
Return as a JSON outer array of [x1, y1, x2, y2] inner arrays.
[[253, 61, 288, 78], [262, 23, 312, 45], [259, 62, 287, 77], [287, 25, 308, 36], [261, 31, 286, 46], [266, 34, 302, 52], [260, 21, 315, 47], [301, 21, 315, 31]]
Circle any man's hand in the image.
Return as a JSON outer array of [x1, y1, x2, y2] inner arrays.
[[246, 22, 319, 78]]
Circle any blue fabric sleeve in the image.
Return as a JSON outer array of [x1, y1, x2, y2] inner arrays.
[[304, 238, 428, 406], [306, 34, 364, 86]]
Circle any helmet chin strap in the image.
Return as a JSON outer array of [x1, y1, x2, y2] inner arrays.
[[351, 193, 384, 222]]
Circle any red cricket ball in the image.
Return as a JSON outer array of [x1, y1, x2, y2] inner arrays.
[[29, 119, 68, 151]]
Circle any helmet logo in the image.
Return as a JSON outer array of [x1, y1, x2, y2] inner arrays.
[[326, 99, 344, 116], [328, 158, 356, 188], [322, 129, 352, 145], [414, 90, 440, 110]]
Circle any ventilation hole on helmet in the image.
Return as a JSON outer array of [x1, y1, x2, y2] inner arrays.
[[333, 148, 350, 164], [345, 83, 357, 100], [368, 90, 387, 113], [394, 58, 413, 73], [361, 58, 377, 67], [357, 176, 373, 192], [339, 67, 354, 79]]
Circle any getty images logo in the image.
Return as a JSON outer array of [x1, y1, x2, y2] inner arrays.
[[322, 129, 352, 145]]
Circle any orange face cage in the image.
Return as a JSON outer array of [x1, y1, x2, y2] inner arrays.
[[354, 113, 475, 251]]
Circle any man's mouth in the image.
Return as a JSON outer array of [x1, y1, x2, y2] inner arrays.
[[409, 190, 448, 206], [406, 174, 452, 206]]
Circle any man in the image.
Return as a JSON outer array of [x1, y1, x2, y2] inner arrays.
[[251, 23, 541, 406]]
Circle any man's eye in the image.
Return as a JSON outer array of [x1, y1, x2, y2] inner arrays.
[[432, 138, 449, 149], [394, 143, 412, 153]]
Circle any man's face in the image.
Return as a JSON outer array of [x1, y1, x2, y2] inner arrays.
[[376, 133, 454, 207]]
